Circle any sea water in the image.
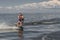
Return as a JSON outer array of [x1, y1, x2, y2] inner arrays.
[[0, 13, 60, 40]]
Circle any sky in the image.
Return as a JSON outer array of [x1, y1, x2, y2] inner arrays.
[[0, 0, 60, 13]]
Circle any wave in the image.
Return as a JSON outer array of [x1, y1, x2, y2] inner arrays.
[[0, 18, 60, 30], [30, 31, 60, 40], [0, 22, 18, 33], [41, 31, 60, 40], [23, 18, 60, 25], [0, 22, 18, 30]]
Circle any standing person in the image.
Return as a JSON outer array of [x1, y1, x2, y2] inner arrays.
[[17, 12, 24, 31], [17, 12, 24, 40]]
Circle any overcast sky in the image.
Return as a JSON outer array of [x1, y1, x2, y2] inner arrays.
[[0, 0, 60, 13]]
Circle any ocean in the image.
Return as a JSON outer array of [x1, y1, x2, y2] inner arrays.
[[0, 13, 60, 40]]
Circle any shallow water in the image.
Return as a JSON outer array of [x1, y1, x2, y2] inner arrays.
[[0, 13, 60, 40], [0, 24, 60, 40]]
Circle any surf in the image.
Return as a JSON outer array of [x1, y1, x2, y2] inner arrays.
[[0, 18, 60, 30]]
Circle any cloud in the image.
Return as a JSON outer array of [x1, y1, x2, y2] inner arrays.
[[6, 7, 13, 9], [2, 0, 60, 9], [0, 0, 60, 13], [12, 0, 60, 9], [19, 0, 60, 9]]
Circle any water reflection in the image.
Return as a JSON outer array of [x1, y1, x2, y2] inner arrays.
[[18, 27, 24, 40]]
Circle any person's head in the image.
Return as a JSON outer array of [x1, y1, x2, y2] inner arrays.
[[19, 12, 23, 16]]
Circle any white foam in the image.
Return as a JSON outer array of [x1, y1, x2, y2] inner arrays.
[[0, 22, 18, 33], [0, 22, 18, 29]]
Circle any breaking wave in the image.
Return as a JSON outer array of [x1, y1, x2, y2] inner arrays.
[[0, 22, 18, 30], [0, 18, 60, 29], [24, 18, 60, 25]]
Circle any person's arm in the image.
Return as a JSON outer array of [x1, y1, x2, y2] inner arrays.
[[18, 16, 20, 19], [22, 16, 24, 20]]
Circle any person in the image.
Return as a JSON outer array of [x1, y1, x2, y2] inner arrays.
[[18, 12, 24, 23], [17, 12, 24, 33], [16, 12, 24, 40]]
